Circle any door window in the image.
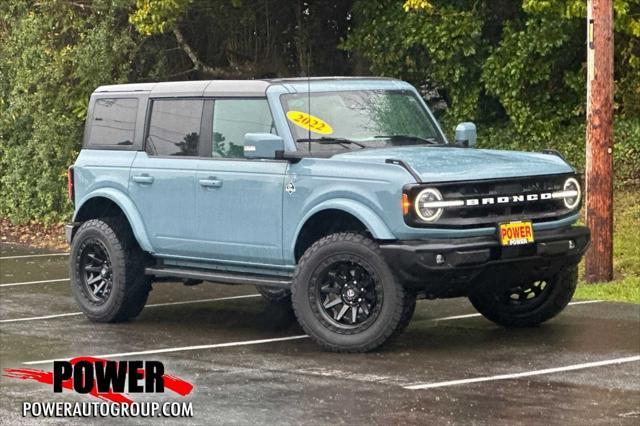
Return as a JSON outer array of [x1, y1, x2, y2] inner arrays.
[[211, 99, 276, 158], [146, 99, 204, 156]]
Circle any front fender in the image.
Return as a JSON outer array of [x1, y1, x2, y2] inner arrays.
[[74, 188, 153, 253], [289, 198, 395, 260]]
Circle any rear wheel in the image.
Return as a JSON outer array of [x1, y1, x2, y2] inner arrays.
[[292, 233, 406, 352], [256, 285, 291, 305], [469, 266, 577, 327], [70, 218, 151, 322]]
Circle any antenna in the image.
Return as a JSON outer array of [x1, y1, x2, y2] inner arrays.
[[305, 2, 311, 151]]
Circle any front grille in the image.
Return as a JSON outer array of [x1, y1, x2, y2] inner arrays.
[[405, 174, 578, 228]]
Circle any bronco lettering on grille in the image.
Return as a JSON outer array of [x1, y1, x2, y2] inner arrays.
[[465, 193, 553, 207]]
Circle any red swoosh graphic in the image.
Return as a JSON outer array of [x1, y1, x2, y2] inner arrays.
[[3, 357, 193, 404]]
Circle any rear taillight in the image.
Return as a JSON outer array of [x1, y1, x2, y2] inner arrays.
[[67, 166, 74, 203]]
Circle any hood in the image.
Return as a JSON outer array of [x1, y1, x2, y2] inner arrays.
[[331, 146, 574, 183]]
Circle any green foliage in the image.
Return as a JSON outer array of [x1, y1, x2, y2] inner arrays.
[[342, 0, 485, 123], [0, 0, 137, 223], [476, 118, 640, 187], [129, 0, 193, 35], [344, 0, 640, 132], [575, 188, 640, 304], [1, 0, 638, 225], [482, 15, 583, 139]]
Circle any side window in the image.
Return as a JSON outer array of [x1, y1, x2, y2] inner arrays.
[[212, 99, 276, 158], [87, 98, 138, 147], [146, 99, 203, 156]]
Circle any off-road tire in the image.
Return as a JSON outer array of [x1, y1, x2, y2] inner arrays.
[[393, 290, 417, 337], [469, 266, 578, 327], [70, 218, 151, 322], [256, 285, 291, 305], [291, 232, 406, 352]]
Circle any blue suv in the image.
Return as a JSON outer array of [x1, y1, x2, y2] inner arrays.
[[66, 78, 590, 352]]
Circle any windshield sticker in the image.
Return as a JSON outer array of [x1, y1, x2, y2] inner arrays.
[[286, 111, 334, 135]]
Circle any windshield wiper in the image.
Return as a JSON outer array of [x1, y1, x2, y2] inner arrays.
[[297, 137, 365, 149], [374, 135, 439, 145]]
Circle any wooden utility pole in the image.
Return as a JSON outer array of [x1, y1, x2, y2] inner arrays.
[[585, 0, 614, 282]]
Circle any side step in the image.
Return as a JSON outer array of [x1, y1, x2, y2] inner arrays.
[[145, 267, 291, 289]]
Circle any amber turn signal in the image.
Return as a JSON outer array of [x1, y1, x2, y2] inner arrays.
[[402, 193, 411, 215]]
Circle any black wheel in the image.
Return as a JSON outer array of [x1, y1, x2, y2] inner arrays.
[[469, 266, 577, 327], [291, 233, 406, 352], [70, 218, 151, 322], [256, 285, 291, 305]]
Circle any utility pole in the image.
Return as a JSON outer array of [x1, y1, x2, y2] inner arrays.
[[585, 0, 614, 282]]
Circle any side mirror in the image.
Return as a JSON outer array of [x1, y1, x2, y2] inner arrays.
[[454, 122, 477, 147], [243, 133, 284, 159]]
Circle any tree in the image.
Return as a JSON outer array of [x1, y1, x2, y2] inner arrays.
[[0, 0, 137, 223], [343, 0, 640, 134]]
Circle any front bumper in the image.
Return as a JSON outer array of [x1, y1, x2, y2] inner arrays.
[[380, 226, 590, 297]]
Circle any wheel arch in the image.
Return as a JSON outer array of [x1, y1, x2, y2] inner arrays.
[[73, 189, 153, 253], [291, 199, 395, 262]]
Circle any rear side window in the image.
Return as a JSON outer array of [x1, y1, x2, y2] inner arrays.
[[146, 99, 204, 157], [87, 98, 138, 147]]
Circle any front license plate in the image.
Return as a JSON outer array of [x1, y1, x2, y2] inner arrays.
[[499, 221, 534, 246]]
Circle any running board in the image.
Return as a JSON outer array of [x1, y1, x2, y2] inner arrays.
[[145, 267, 291, 289]]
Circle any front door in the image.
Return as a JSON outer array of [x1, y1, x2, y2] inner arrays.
[[129, 98, 205, 256], [193, 98, 286, 265]]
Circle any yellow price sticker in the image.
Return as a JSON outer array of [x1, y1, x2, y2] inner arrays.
[[286, 111, 334, 135]]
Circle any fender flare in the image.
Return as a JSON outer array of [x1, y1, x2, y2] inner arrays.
[[74, 188, 153, 253], [289, 198, 395, 258]]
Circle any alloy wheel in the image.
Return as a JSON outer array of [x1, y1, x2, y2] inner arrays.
[[79, 239, 113, 305], [315, 260, 381, 330]]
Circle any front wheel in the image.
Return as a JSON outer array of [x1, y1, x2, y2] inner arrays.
[[469, 266, 578, 327], [291, 233, 406, 352]]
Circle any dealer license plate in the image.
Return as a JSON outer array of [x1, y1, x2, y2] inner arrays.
[[499, 221, 534, 246]]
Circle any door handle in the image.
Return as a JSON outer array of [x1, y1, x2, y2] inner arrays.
[[199, 177, 222, 188], [132, 174, 154, 184]]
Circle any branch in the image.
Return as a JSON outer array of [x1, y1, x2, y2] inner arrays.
[[172, 28, 249, 79]]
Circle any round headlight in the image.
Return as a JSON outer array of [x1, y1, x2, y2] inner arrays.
[[563, 177, 581, 209], [415, 188, 444, 222]]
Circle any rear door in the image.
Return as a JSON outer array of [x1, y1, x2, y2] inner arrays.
[[129, 98, 205, 256], [193, 98, 287, 265]]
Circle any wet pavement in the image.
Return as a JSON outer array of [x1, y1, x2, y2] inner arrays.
[[1, 242, 639, 425]]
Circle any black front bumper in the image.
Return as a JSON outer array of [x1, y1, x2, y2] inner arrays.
[[380, 226, 590, 298]]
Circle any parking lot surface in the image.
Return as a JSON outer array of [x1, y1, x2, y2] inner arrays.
[[1, 242, 639, 425]]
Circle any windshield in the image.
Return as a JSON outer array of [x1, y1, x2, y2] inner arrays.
[[280, 89, 444, 152]]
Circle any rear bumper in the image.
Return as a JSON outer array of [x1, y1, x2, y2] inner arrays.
[[380, 226, 590, 297]]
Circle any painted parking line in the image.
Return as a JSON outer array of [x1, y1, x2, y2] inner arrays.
[[0, 253, 69, 260], [18, 299, 606, 366], [431, 299, 603, 322], [0, 294, 262, 323], [0, 298, 602, 324], [404, 355, 640, 390], [0, 278, 69, 288], [24, 335, 311, 365]]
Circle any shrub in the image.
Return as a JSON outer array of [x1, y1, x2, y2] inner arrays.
[[475, 118, 639, 188]]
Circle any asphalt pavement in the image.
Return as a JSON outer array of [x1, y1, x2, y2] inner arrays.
[[1, 242, 639, 425]]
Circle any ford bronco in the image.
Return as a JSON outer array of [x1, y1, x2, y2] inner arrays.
[[66, 78, 590, 352]]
